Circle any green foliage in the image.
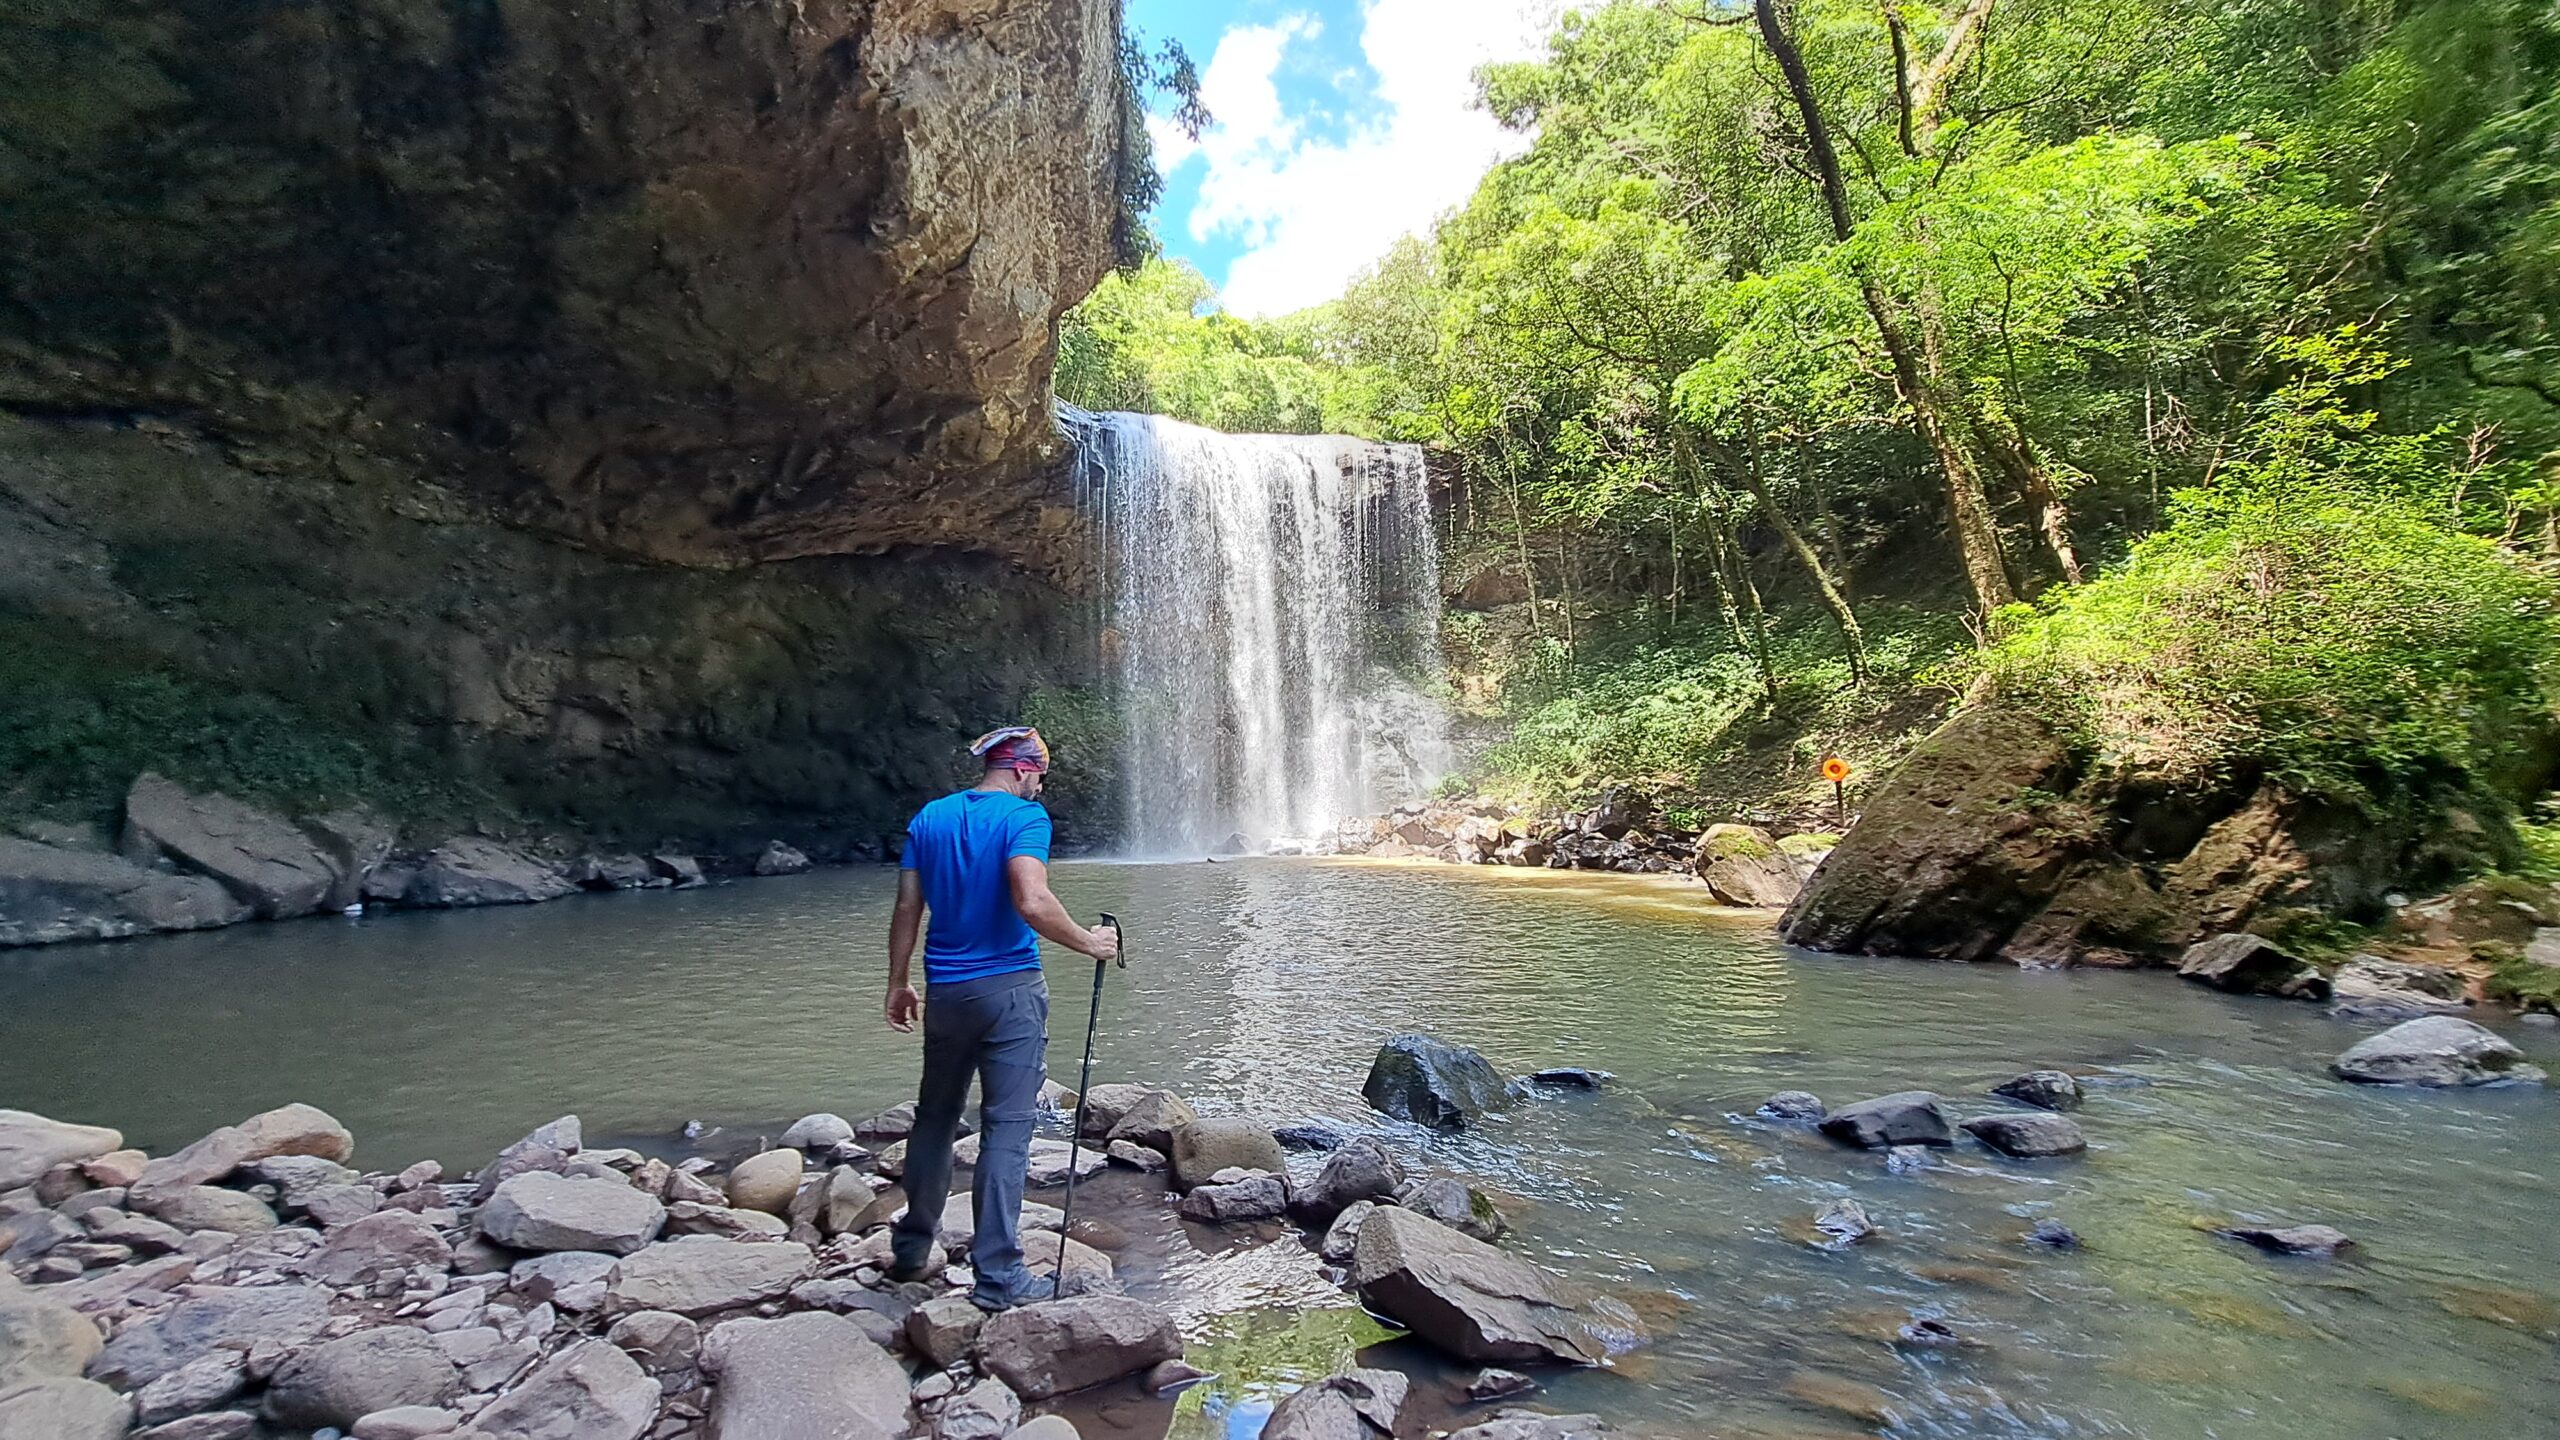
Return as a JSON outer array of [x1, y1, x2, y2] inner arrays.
[[2486, 956, 2560, 1014], [1055, 258, 1338, 433]]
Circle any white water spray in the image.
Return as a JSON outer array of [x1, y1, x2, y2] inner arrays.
[[1067, 405, 1451, 855]]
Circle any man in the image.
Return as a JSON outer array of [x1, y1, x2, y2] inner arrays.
[[885, 725, 1120, 1310]]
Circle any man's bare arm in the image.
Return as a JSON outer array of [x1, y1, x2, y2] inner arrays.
[[886, 869, 925, 1031], [1006, 855, 1119, 960]]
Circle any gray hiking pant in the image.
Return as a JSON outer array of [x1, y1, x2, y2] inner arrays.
[[892, 968, 1048, 1300]]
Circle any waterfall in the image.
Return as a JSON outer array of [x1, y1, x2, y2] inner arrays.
[[1067, 405, 1451, 856]]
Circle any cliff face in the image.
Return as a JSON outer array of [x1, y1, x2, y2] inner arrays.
[[0, 0, 1125, 858], [2, 0, 1119, 575]]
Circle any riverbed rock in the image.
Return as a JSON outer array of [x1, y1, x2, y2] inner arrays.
[[2218, 1223, 2355, 1258], [481, 1173, 665, 1255], [1809, 1199, 1875, 1250], [604, 1237, 813, 1316], [1348, 1207, 1617, 1366], [2329, 956, 2470, 1017], [1989, 1071, 2083, 1111], [1818, 1093, 1952, 1149], [349, 1405, 464, 1440], [0, 1288, 102, 1386], [120, 773, 338, 920], [1261, 1367, 1407, 1440], [780, 1114, 857, 1152], [133, 1351, 247, 1425], [1402, 1178, 1507, 1242], [1962, 1113, 2088, 1158], [1167, 1119, 1287, 1193], [2179, 933, 2330, 998], [0, 1375, 132, 1440], [1756, 1092, 1826, 1123], [1023, 1138, 1109, 1187], [1074, 1086, 1154, 1139], [1176, 1173, 1287, 1225], [703, 1312, 911, 1440], [1319, 1202, 1375, 1264], [1105, 1141, 1168, 1172], [267, 1328, 463, 1429], [604, 1310, 699, 1375], [973, 1297, 1182, 1400], [1289, 1141, 1403, 1227], [724, 1150, 806, 1216], [305, 1210, 452, 1286], [1362, 1035, 1509, 1129], [2331, 1016, 2548, 1087], [405, 840, 575, 909], [129, 1103, 354, 1206], [0, 1111, 124, 1192], [252, 1154, 364, 1210], [906, 1296, 986, 1368], [754, 842, 814, 878], [1104, 1092, 1198, 1153], [465, 1339, 657, 1440], [134, 1186, 278, 1235], [1695, 826, 1803, 908], [0, 836, 252, 947], [647, 853, 706, 888], [470, 1118, 582, 1203]]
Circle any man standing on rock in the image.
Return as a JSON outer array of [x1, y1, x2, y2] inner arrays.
[[885, 725, 1119, 1310]]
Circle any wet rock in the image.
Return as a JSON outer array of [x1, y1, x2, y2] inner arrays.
[[1167, 1119, 1287, 1193], [701, 1312, 910, 1440], [1884, 1145, 1933, 1175], [780, 1114, 856, 1152], [1895, 1317, 1975, 1350], [465, 1339, 657, 1440], [0, 835, 251, 947], [348, 1404, 463, 1439], [304, 1210, 451, 1286], [0, 1111, 125, 1192], [1443, 1409, 1609, 1440], [2218, 1223, 2354, 1258], [1073, 1086, 1153, 1139], [1104, 1141, 1167, 1172], [973, 1296, 1183, 1400], [0, 1375, 132, 1439], [605, 1310, 699, 1374], [1362, 1035, 1509, 1129], [1022, 1139, 1109, 1188], [2025, 1219, 2081, 1249], [604, 1237, 813, 1317], [1019, 1230, 1116, 1296], [754, 842, 813, 878], [936, 1377, 1021, 1440], [0, 1288, 103, 1386], [91, 1284, 332, 1387], [1319, 1201, 1375, 1265], [1290, 1142, 1404, 1227], [1755, 1092, 1826, 1124], [480, 1173, 665, 1255], [2331, 1016, 2548, 1087], [1146, 1360, 1213, 1394], [2177, 934, 2329, 999], [1466, 1369, 1538, 1403], [1809, 1199, 1875, 1250], [120, 773, 338, 920], [2329, 956, 2469, 1017], [1401, 1178, 1507, 1242], [130, 1103, 353, 1205], [1271, 1123, 1351, 1152], [405, 840, 575, 908], [1818, 1092, 1952, 1149], [1262, 1367, 1406, 1440], [724, 1149, 806, 1216], [1176, 1174, 1287, 1225], [1962, 1113, 2088, 1158], [267, 1327, 463, 1430], [647, 854, 706, 888], [134, 1350, 248, 1425], [1989, 1071, 2083, 1112], [1348, 1207, 1620, 1365], [1103, 1092, 1198, 1154], [1695, 825, 1804, 908], [1524, 1068, 1612, 1090]]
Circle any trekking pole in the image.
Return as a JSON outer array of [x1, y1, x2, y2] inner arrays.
[[1054, 911, 1124, 1300]]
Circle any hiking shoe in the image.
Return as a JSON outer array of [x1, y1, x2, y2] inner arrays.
[[967, 1267, 1052, 1313]]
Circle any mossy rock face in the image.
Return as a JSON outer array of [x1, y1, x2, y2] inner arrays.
[[1777, 832, 1840, 857], [1699, 824, 1778, 862]]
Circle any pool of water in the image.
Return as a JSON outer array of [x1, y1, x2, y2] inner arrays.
[[5, 858, 2556, 1439]]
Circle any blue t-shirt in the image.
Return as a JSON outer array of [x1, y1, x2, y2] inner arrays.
[[902, 789, 1054, 985]]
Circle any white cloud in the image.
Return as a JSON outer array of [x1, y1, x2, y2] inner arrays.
[[1169, 0, 1560, 317]]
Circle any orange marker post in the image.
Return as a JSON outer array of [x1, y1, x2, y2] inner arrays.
[[1821, 756, 1852, 825]]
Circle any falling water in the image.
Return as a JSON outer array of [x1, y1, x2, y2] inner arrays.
[[1066, 405, 1451, 855]]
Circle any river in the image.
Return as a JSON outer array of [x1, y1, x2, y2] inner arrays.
[[5, 859, 2556, 1440]]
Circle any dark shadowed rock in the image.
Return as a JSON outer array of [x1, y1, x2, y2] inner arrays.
[[465, 1339, 657, 1440], [1362, 1035, 1510, 1129], [754, 842, 814, 878], [2218, 1224, 2354, 1258], [265, 1328, 462, 1429], [1524, 1068, 1612, 1090], [1348, 1207, 1624, 1366], [2025, 1219, 2082, 1249], [1818, 1093, 1951, 1149], [973, 1297, 1183, 1401], [1962, 1114, 2087, 1158], [1272, 1123, 1351, 1152], [2178, 934, 2329, 999], [0, 837, 251, 948], [1289, 1141, 1404, 1226], [1319, 1201, 1376, 1264], [2331, 1016, 2546, 1087], [1989, 1071, 2083, 1111], [1466, 1370, 1539, 1403], [1261, 1367, 1407, 1440]]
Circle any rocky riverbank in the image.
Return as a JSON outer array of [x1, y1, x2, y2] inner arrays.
[[1, 774, 823, 951]]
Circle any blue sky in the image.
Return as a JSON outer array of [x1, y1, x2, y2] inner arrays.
[[1125, 0, 1563, 316]]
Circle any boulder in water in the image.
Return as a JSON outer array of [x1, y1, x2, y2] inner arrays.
[[405, 839, 575, 908], [1260, 1367, 1407, 1440], [2331, 1016, 2547, 1087], [119, 773, 341, 920], [972, 1296, 1184, 1401], [2328, 955, 2469, 1018], [2177, 934, 2328, 999], [1962, 1113, 2087, 1158], [0, 836, 253, 946], [1756, 1091, 1825, 1124], [754, 841, 813, 877], [1694, 825, 1803, 908], [1362, 1035, 1509, 1129], [1989, 1070, 2083, 1111], [1289, 1141, 1403, 1226], [1817, 1092, 1951, 1149], [1167, 1119, 1285, 1192], [1348, 1206, 1624, 1366], [2218, 1223, 2354, 1258], [779, 1114, 856, 1152], [1809, 1199, 1874, 1250], [1401, 1177, 1508, 1242], [1525, 1067, 1612, 1090], [1103, 1091, 1197, 1151]]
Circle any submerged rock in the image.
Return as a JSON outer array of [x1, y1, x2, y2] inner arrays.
[[1466, 1369, 1539, 1403], [1349, 1206, 1622, 1366], [1361, 1035, 1510, 1129], [1818, 1093, 1952, 1149], [1756, 1092, 1826, 1124], [1809, 1199, 1875, 1250], [1989, 1070, 2083, 1112], [2218, 1223, 2355, 1258], [1525, 1067, 1613, 1090], [2025, 1219, 2082, 1249], [2331, 1017, 2547, 1087], [2177, 934, 2328, 999], [1261, 1367, 1407, 1440], [1962, 1113, 2088, 1158], [0, 836, 251, 948]]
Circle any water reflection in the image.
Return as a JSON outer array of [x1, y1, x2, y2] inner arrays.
[[4, 858, 2557, 1439]]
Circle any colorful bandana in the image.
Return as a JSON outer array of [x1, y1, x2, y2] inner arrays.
[[969, 725, 1051, 774]]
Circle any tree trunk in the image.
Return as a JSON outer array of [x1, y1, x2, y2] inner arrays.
[[1737, 418, 1867, 683], [1672, 429, 1777, 699]]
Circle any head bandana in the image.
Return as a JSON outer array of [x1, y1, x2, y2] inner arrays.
[[970, 725, 1050, 774]]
